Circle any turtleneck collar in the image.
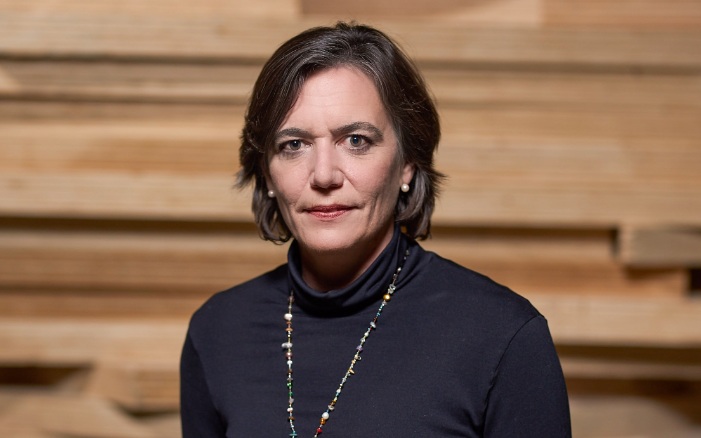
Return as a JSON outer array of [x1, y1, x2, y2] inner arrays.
[[287, 225, 420, 316]]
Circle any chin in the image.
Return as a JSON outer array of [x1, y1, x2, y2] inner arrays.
[[294, 219, 393, 258], [297, 228, 359, 254]]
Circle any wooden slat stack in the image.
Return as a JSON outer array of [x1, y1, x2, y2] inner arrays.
[[1, 1, 700, 436]]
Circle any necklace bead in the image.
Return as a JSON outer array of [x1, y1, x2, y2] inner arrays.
[[284, 250, 409, 437]]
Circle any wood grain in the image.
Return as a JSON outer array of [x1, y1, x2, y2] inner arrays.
[[1, 13, 700, 69], [619, 226, 701, 267], [1, 1, 700, 436]]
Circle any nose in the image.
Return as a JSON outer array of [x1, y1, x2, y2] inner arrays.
[[309, 143, 343, 190]]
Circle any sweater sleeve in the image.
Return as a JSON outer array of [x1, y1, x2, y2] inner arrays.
[[483, 315, 571, 437], [180, 331, 226, 438]]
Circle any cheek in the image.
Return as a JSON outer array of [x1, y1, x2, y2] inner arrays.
[[360, 163, 402, 206], [379, 181, 400, 208], [270, 169, 314, 231], [269, 163, 301, 198], [274, 184, 300, 209]]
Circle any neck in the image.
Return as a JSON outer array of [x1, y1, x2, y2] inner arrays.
[[299, 226, 395, 292]]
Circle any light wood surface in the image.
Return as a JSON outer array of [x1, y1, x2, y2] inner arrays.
[[2, 0, 701, 436], [3, 106, 700, 225], [4, 60, 701, 108], [0, 229, 687, 320], [619, 226, 701, 267], [2, 13, 701, 68], [0, 394, 158, 438]]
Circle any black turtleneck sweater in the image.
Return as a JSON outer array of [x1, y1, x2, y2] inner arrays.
[[180, 229, 571, 437]]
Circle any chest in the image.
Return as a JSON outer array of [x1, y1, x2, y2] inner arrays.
[[207, 304, 492, 437]]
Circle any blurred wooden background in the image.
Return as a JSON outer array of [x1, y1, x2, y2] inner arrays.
[[1, 1, 701, 436]]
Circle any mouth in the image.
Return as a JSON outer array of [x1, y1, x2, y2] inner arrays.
[[304, 204, 354, 220]]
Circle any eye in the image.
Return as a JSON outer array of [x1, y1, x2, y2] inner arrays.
[[349, 135, 364, 147], [285, 139, 303, 151], [277, 139, 305, 155], [345, 134, 373, 150]]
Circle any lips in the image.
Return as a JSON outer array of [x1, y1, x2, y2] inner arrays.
[[304, 204, 354, 220]]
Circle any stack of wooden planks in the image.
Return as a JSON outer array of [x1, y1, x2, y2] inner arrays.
[[1, 1, 700, 436]]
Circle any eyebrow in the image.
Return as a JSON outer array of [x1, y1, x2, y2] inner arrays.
[[274, 122, 385, 143], [274, 127, 313, 143], [331, 122, 384, 142]]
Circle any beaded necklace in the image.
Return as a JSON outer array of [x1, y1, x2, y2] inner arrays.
[[283, 249, 410, 437]]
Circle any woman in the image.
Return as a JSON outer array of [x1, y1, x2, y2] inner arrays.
[[181, 22, 571, 437]]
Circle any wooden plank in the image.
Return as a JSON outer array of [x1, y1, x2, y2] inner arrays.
[[3, 59, 701, 110], [0, 318, 186, 365], [89, 350, 701, 412], [83, 347, 701, 414], [436, 106, 701, 227], [427, 68, 701, 109], [0, 99, 237, 121], [84, 353, 701, 414], [440, 105, 701, 141], [424, 229, 687, 298], [619, 226, 701, 267], [0, 121, 241, 174], [0, 294, 699, 366], [2, 103, 701, 226], [296, 0, 541, 26], [559, 345, 701, 381], [0, 59, 260, 104], [438, 138, 701, 186], [0, 273, 685, 316], [0, 0, 299, 22], [438, 178, 701, 228], [562, 358, 701, 382], [0, 229, 287, 294], [4, 108, 701, 176], [533, 295, 701, 348], [304, 0, 701, 30], [391, 23, 701, 69], [0, 170, 248, 221], [2, 161, 699, 227], [5, 0, 700, 32], [4, 102, 699, 156], [0, 290, 205, 319], [545, 0, 701, 29], [569, 395, 701, 438], [87, 352, 701, 413], [0, 227, 685, 308], [0, 14, 303, 60], [0, 14, 700, 69], [0, 394, 157, 438], [434, 255, 687, 299], [89, 360, 179, 412], [0, 229, 686, 298], [138, 413, 181, 438]]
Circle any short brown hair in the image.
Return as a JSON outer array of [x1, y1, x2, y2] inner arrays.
[[237, 22, 443, 242]]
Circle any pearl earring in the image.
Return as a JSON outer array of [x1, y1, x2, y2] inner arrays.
[[267, 190, 275, 198], [400, 183, 410, 193]]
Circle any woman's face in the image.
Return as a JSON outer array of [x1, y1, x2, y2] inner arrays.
[[267, 66, 413, 259]]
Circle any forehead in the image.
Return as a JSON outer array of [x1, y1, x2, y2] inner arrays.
[[280, 66, 388, 127]]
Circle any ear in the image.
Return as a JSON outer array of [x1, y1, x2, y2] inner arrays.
[[401, 162, 415, 186], [263, 170, 274, 192]]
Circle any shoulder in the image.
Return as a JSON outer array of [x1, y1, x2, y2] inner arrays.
[[406, 246, 542, 341], [187, 264, 288, 338], [393, 245, 563, 406], [423, 248, 537, 315]]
